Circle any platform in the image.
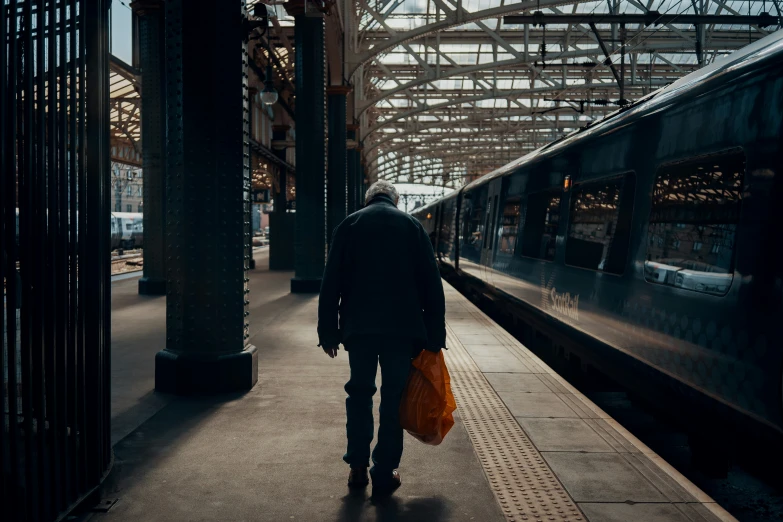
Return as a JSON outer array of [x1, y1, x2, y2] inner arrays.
[[94, 251, 736, 522]]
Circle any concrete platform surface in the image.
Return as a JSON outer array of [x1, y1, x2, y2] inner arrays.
[[95, 252, 735, 522], [442, 284, 737, 522], [96, 251, 503, 522]]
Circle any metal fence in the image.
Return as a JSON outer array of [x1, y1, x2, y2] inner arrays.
[[1, 1, 112, 520]]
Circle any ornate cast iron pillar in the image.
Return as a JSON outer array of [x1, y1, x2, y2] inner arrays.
[[287, 0, 326, 293], [346, 124, 359, 214], [269, 124, 295, 270], [326, 86, 350, 248], [155, 0, 257, 394], [132, 0, 167, 295]]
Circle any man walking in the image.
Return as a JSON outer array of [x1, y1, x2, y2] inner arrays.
[[318, 180, 446, 495]]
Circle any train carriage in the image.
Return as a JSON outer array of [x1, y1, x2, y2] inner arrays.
[[110, 212, 143, 250], [413, 30, 783, 440]]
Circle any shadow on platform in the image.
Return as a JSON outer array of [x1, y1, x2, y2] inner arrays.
[[93, 250, 503, 522], [340, 491, 449, 522]]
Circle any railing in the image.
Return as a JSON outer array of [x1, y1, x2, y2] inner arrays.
[[1, 1, 112, 520]]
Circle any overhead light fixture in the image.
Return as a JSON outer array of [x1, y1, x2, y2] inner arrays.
[[259, 64, 278, 106]]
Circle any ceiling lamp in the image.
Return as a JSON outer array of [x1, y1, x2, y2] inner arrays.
[[259, 64, 278, 106]]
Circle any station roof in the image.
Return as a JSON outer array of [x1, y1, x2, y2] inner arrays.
[[108, 1, 781, 187], [110, 55, 142, 166], [352, 0, 781, 189]]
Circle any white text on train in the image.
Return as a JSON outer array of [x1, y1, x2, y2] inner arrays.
[[549, 287, 579, 321]]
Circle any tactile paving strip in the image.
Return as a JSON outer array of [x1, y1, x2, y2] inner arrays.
[[445, 327, 586, 522]]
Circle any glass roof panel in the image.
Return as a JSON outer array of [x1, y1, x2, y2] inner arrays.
[[350, 0, 778, 186]]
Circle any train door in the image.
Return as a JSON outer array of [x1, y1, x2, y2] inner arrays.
[[433, 203, 443, 260], [132, 219, 143, 248], [110, 215, 118, 249], [120, 217, 132, 246], [480, 178, 503, 284]]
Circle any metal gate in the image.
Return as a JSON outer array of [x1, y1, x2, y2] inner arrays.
[[1, 1, 112, 521]]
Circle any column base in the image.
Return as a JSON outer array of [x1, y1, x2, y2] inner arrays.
[[155, 345, 258, 394], [138, 277, 167, 295], [249, 258, 256, 270], [291, 277, 321, 294]]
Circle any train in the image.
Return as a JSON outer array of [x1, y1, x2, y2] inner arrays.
[[14, 209, 143, 250], [110, 212, 144, 250], [412, 30, 783, 443]]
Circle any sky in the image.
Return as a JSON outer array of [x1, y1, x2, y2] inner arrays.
[[111, 0, 134, 64]]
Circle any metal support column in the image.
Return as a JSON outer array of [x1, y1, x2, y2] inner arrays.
[[133, 0, 167, 295], [288, 2, 326, 293], [248, 87, 257, 271], [272, 125, 290, 214], [346, 124, 359, 214], [269, 124, 295, 270], [155, 0, 257, 394], [326, 86, 350, 247], [357, 147, 366, 208]]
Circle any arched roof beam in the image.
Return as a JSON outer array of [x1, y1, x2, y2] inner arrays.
[[364, 82, 665, 151], [379, 163, 512, 184], [377, 147, 536, 166], [359, 0, 434, 75], [348, 0, 587, 77], [376, 157, 537, 178], [369, 118, 587, 156], [370, 129, 574, 171], [374, 127, 559, 157], [369, 117, 582, 156], [376, 150, 537, 175], [360, 39, 732, 117], [384, 168, 466, 183], [379, 139, 539, 159], [359, 9, 767, 114]]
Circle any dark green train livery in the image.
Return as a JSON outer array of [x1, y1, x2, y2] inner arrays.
[[413, 30, 783, 439]]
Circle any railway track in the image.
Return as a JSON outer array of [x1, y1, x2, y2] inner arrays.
[[111, 251, 143, 275]]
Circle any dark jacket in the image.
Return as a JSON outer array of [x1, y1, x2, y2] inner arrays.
[[317, 194, 446, 352]]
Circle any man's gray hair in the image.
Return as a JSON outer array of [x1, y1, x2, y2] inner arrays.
[[365, 180, 399, 205]]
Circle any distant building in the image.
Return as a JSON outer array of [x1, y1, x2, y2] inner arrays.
[[111, 162, 143, 213]]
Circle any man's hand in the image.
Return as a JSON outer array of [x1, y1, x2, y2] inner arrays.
[[323, 345, 339, 358]]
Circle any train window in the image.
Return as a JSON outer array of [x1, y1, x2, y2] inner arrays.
[[644, 152, 744, 296], [460, 187, 488, 263], [498, 196, 521, 255], [437, 197, 457, 260], [487, 194, 499, 250], [519, 190, 561, 261], [565, 173, 636, 274], [482, 196, 494, 249]]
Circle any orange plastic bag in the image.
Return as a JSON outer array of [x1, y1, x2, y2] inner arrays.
[[399, 350, 457, 445]]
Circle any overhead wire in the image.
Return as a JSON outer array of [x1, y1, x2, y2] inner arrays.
[[591, 0, 771, 76], [547, 0, 691, 105], [373, 0, 774, 180]]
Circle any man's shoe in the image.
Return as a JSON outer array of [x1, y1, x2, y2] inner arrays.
[[371, 469, 401, 496], [348, 466, 369, 488]]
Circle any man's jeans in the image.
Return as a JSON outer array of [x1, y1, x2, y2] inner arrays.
[[343, 337, 413, 481]]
